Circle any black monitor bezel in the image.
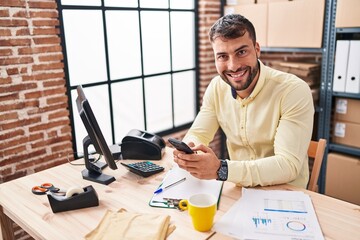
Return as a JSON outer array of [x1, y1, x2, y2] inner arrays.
[[76, 85, 117, 170]]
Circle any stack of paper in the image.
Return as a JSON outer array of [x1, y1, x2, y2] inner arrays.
[[214, 188, 324, 240]]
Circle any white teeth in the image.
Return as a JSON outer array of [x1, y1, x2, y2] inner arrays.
[[230, 70, 246, 78]]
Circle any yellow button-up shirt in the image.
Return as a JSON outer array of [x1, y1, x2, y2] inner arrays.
[[184, 60, 314, 188]]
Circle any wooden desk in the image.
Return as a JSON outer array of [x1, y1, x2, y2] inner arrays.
[[0, 148, 215, 240], [0, 147, 359, 240]]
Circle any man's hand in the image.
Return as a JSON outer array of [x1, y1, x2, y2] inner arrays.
[[173, 143, 220, 180]]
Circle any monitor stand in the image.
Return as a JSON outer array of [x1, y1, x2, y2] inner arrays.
[[82, 136, 115, 185], [89, 156, 107, 170], [81, 169, 115, 185]]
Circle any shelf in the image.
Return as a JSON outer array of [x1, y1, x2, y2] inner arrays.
[[261, 47, 323, 53], [328, 143, 360, 157], [332, 92, 360, 99], [336, 27, 360, 33]]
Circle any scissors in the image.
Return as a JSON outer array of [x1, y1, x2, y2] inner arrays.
[[31, 183, 61, 195]]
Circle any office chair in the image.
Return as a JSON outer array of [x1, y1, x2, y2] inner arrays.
[[307, 138, 327, 192]]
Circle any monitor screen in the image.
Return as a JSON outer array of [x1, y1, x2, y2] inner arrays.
[[76, 85, 117, 184]]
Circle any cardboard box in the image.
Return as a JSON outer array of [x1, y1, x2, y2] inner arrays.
[[270, 61, 321, 87], [334, 98, 360, 124], [332, 121, 360, 148], [312, 88, 319, 102], [226, 3, 268, 46], [270, 62, 320, 77], [335, 0, 360, 28], [267, 0, 325, 48], [325, 153, 360, 205]]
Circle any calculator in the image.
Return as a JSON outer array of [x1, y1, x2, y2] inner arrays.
[[120, 161, 164, 177]]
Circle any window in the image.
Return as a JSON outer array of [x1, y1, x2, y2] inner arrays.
[[57, 0, 198, 155]]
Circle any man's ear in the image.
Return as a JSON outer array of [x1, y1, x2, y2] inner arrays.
[[255, 42, 260, 58]]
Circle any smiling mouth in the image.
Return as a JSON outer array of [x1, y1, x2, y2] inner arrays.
[[227, 69, 247, 80]]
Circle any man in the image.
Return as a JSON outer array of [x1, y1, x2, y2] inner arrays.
[[173, 14, 314, 188]]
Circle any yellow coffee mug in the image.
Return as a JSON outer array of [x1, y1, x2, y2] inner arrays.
[[179, 193, 217, 232]]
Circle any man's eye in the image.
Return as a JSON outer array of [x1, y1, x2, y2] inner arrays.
[[237, 50, 246, 56], [217, 55, 228, 61]]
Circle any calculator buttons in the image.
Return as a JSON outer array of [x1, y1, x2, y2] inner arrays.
[[121, 161, 164, 177]]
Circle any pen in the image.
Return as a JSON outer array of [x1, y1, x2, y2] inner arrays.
[[154, 177, 186, 194]]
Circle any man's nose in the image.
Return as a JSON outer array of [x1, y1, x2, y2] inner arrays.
[[227, 57, 239, 72]]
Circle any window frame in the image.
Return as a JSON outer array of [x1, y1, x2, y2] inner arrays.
[[57, 1, 199, 157]]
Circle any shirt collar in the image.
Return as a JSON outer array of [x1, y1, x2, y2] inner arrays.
[[231, 87, 237, 99]]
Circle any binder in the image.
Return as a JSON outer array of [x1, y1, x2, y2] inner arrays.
[[149, 166, 223, 209], [332, 40, 350, 92], [345, 40, 360, 93]]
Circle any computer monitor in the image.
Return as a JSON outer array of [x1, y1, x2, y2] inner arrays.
[[76, 85, 117, 185]]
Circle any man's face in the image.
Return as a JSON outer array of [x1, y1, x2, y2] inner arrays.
[[212, 32, 260, 94]]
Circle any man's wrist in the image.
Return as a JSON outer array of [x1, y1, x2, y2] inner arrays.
[[216, 159, 228, 181]]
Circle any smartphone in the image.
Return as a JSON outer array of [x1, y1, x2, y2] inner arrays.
[[168, 137, 194, 154]]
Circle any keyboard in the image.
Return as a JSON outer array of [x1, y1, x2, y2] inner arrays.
[[120, 161, 164, 177]]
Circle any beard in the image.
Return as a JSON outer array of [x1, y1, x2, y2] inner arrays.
[[220, 61, 260, 91]]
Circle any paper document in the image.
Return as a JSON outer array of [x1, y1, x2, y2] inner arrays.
[[214, 188, 324, 240], [149, 166, 223, 208]]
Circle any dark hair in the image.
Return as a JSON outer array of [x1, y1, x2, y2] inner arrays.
[[209, 14, 257, 45]]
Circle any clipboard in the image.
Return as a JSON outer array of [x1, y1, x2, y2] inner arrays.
[[149, 166, 223, 209]]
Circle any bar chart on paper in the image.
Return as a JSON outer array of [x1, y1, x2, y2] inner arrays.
[[214, 188, 324, 240], [250, 211, 310, 234], [252, 214, 272, 228]]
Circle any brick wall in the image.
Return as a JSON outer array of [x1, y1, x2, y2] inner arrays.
[[0, 0, 73, 185]]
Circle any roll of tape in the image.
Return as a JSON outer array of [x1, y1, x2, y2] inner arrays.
[[65, 187, 84, 198]]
